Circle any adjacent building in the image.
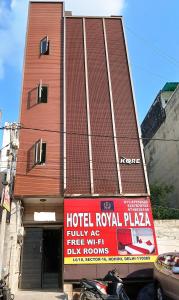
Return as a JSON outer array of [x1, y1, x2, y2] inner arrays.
[[141, 82, 179, 208], [10, 0, 157, 293]]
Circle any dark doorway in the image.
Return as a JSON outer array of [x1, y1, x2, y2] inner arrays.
[[42, 229, 61, 288], [20, 227, 62, 289]]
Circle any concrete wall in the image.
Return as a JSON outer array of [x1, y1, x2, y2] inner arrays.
[[155, 220, 179, 254], [2, 200, 22, 293], [145, 85, 179, 208]]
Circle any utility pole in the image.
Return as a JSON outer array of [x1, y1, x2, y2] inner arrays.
[[0, 202, 8, 277], [0, 112, 5, 278], [0, 123, 19, 278]]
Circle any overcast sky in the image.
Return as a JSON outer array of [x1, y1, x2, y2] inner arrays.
[[0, 0, 179, 133]]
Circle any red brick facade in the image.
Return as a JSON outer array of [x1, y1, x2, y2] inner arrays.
[[15, 4, 147, 198]]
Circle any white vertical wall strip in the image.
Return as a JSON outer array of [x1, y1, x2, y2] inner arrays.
[[103, 18, 122, 194], [63, 15, 67, 191], [83, 18, 94, 194]]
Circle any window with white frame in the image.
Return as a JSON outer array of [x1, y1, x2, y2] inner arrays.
[[27, 140, 46, 171], [35, 139, 46, 165], [40, 36, 49, 55], [38, 84, 48, 103]]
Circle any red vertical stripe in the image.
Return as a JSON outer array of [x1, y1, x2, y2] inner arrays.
[[86, 18, 118, 194], [66, 18, 91, 194], [105, 19, 147, 194]]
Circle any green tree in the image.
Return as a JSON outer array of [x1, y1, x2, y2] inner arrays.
[[150, 183, 179, 219], [150, 182, 174, 207]]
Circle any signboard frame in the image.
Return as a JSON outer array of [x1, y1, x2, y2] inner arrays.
[[64, 197, 158, 264]]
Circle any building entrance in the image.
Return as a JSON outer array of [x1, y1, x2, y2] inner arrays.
[[20, 227, 62, 289]]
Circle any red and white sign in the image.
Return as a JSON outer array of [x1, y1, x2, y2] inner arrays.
[[1, 185, 11, 212], [64, 197, 158, 264]]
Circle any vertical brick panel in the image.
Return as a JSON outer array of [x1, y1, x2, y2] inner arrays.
[[105, 19, 147, 194], [86, 19, 118, 194], [14, 3, 62, 196], [66, 18, 90, 194]]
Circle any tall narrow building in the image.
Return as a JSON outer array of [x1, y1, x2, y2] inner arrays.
[[13, 0, 157, 292]]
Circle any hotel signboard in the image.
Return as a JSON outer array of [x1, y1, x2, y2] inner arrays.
[[64, 197, 158, 264]]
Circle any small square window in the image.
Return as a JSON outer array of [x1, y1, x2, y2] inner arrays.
[[40, 36, 49, 55], [38, 85, 48, 103]]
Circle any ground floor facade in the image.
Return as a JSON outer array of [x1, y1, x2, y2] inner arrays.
[[2, 197, 159, 294]]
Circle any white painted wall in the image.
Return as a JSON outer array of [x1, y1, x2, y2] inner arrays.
[[2, 200, 22, 293], [155, 220, 179, 254]]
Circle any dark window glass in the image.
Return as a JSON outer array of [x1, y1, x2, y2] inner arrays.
[[41, 143, 46, 164], [38, 85, 48, 103], [40, 36, 49, 55]]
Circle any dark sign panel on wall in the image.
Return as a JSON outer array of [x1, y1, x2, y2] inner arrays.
[[64, 198, 158, 264]]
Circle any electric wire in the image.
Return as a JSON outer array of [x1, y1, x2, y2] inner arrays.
[[2, 27, 179, 208], [126, 25, 179, 69], [0, 126, 179, 142], [131, 62, 169, 81], [0, 143, 10, 151]]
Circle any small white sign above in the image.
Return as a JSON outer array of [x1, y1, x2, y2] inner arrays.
[[120, 157, 141, 164], [34, 212, 56, 222]]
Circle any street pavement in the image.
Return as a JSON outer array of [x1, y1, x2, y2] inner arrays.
[[14, 290, 66, 300]]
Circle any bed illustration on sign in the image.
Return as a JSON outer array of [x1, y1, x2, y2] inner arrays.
[[117, 228, 156, 255]]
